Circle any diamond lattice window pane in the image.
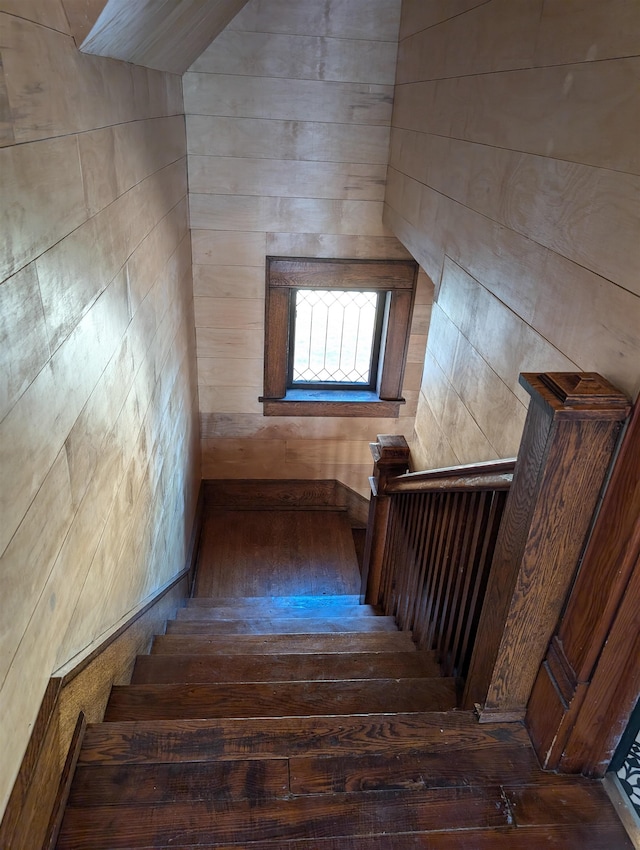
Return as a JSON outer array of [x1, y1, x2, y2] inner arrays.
[[292, 290, 378, 384]]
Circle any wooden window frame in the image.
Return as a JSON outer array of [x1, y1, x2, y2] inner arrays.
[[260, 257, 418, 417]]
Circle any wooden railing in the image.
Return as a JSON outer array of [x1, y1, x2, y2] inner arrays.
[[365, 453, 515, 680], [362, 372, 631, 720]]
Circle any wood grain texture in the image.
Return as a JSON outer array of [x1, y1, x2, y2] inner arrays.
[[387, 0, 640, 480], [131, 651, 440, 684], [184, 0, 410, 492], [189, 156, 387, 201], [56, 787, 508, 849], [192, 29, 397, 84], [103, 678, 458, 721], [0, 578, 188, 850], [186, 115, 392, 164], [152, 631, 418, 656], [54, 495, 629, 850], [78, 712, 530, 764], [194, 509, 361, 597], [228, 0, 401, 41], [99, 825, 633, 849], [67, 758, 289, 806], [165, 616, 398, 635], [0, 9, 199, 821], [79, 0, 251, 74], [527, 403, 640, 771], [464, 373, 629, 716]]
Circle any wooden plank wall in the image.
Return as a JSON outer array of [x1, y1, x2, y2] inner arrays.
[[183, 0, 431, 495], [386, 0, 640, 471], [0, 1, 200, 819]]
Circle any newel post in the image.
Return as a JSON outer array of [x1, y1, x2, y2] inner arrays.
[[463, 372, 630, 721], [360, 435, 410, 605]]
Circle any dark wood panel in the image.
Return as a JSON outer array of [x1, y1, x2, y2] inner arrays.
[[67, 759, 289, 806], [79, 712, 532, 765], [165, 615, 398, 634], [151, 631, 418, 654], [103, 678, 459, 721], [131, 650, 441, 684], [56, 786, 510, 849]]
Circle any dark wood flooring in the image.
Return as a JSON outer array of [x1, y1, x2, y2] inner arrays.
[[55, 506, 633, 849], [193, 508, 361, 597]]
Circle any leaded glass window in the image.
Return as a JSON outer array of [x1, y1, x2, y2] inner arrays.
[[288, 289, 384, 390]]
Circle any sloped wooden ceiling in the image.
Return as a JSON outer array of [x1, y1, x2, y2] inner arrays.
[[61, 0, 252, 74]]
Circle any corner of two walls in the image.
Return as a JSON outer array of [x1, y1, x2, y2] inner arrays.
[[0, 1, 200, 817], [386, 0, 640, 473], [183, 0, 430, 496]]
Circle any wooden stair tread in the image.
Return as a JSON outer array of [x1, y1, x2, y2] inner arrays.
[[186, 593, 363, 608], [151, 631, 417, 655], [131, 651, 442, 684], [56, 785, 512, 849], [175, 603, 380, 620], [164, 615, 398, 634], [68, 742, 586, 808], [79, 711, 533, 764], [103, 678, 460, 721], [67, 759, 290, 806], [61, 824, 629, 850]]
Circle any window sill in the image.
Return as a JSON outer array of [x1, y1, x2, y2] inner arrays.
[[260, 390, 405, 418]]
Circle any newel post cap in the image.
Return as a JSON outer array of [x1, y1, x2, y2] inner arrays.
[[519, 372, 630, 420]]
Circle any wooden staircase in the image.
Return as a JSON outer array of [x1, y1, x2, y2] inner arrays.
[[54, 505, 633, 849]]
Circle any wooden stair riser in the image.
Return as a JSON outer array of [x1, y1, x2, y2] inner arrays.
[[132, 651, 441, 684], [175, 604, 380, 620], [103, 678, 459, 722], [67, 743, 580, 808], [185, 594, 363, 608], [151, 632, 418, 655], [164, 616, 399, 635], [79, 712, 533, 765]]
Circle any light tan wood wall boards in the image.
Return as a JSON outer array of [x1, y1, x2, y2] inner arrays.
[[184, 0, 430, 494], [386, 0, 640, 472], [0, 0, 200, 821]]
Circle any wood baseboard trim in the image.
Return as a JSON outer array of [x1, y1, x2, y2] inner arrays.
[[42, 712, 86, 850]]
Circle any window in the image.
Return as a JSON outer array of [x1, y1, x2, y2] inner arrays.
[[289, 289, 384, 390], [261, 257, 418, 417]]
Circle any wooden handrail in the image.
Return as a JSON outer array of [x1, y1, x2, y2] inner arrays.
[[385, 468, 515, 494], [386, 457, 517, 488]]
